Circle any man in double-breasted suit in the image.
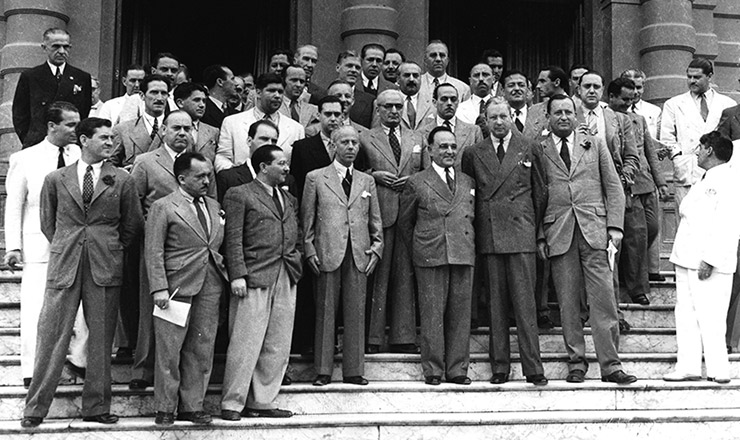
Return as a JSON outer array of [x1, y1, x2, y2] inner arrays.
[[461, 98, 548, 386], [536, 95, 636, 384], [302, 125, 383, 386], [22, 117, 143, 428], [111, 75, 169, 169], [146, 152, 227, 425], [220, 145, 302, 420], [13, 28, 92, 148], [360, 89, 429, 354], [398, 126, 475, 385], [174, 82, 220, 165]]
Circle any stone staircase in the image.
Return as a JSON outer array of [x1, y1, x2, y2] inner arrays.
[[0, 271, 739, 439]]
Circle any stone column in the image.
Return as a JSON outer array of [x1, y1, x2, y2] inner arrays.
[[340, 0, 399, 53]]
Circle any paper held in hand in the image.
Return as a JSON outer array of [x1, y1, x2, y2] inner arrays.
[[607, 240, 618, 271], [152, 287, 190, 327]]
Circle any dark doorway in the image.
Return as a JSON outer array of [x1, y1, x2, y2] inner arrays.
[[430, 0, 589, 82]]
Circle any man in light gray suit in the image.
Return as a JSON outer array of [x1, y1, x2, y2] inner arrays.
[[174, 82, 220, 165], [397, 62, 434, 131]]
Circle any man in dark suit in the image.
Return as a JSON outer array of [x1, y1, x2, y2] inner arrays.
[[537, 94, 636, 384], [302, 125, 383, 386], [220, 145, 302, 420], [294, 45, 326, 105], [361, 89, 429, 354], [13, 28, 92, 148], [147, 152, 227, 425], [21, 117, 143, 428], [336, 51, 374, 129], [382, 48, 405, 84], [320, 80, 369, 138], [358, 43, 398, 97], [718, 103, 740, 141], [174, 82, 220, 165], [461, 98, 548, 386], [398, 126, 475, 386], [201, 65, 239, 129]]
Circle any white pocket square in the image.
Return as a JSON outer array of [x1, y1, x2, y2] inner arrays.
[[361, 190, 371, 198], [412, 145, 422, 153]]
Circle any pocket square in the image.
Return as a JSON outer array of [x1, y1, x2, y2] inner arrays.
[[412, 145, 422, 153], [469, 189, 475, 196], [361, 190, 371, 198]]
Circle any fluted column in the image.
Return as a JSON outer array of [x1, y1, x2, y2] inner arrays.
[[340, 0, 399, 53]]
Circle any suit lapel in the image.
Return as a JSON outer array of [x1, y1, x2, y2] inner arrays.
[[371, 128, 398, 170], [60, 164, 84, 212], [398, 128, 414, 171], [603, 108, 618, 148], [347, 169, 362, 206], [154, 148, 175, 177], [490, 135, 523, 195], [322, 166, 347, 204], [89, 162, 114, 206], [132, 117, 152, 156], [571, 132, 588, 174], [173, 192, 208, 243], [424, 167, 453, 204], [542, 135, 569, 174], [252, 181, 282, 219], [205, 197, 222, 245], [455, 120, 471, 147]]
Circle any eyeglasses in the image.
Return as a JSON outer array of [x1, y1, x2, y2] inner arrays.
[[380, 103, 403, 110]]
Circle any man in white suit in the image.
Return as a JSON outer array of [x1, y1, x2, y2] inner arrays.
[[418, 40, 470, 106], [4, 101, 87, 388], [659, 57, 736, 221], [456, 64, 496, 128]]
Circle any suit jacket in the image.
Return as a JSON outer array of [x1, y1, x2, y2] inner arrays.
[[417, 116, 484, 167], [360, 125, 429, 228], [718, 104, 740, 141], [577, 106, 639, 185], [418, 73, 471, 107], [400, 94, 435, 131], [659, 90, 736, 186], [629, 113, 667, 195], [633, 99, 662, 139], [279, 97, 320, 128], [306, 81, 327, 106], [539, 133, 625, 257], [40, 161, 144, 288], [397, 167, 475, 267], [201, 97, 238, 129], [357, 75, 398, 96], [223, 180, 303, 287], [461, 132, 547, 254], [522, 102, 550, 144], [302, 165, 383, 272], [145, 190, 227, 297], [13, 63, 92, 147], [4, 139, 81, 262], [350, 88, 375, 129], [191, 121, 220, 164], [290, 134, 332, 200], [111, 116, 164, 168], [216, 164, 297, 203]]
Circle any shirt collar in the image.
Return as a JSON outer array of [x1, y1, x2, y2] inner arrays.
[[381, 123, 400, 136], [333, 160, 353, 176], [551, 132, 575, 146], [436, 116, 455, 129], [361, 72, 377, 89], [491, 130, 512, 147], [163, 143, 180, 161], [209, 96, 225, 111], [320, 131, 332, 147], [255, 176, 278, 195], [425, 72, 448, 84], [178, 187, 195, 203], [254, 106, 279, 123], [78, 158, 103, 172], [431, 160, 453, 181], [47, 61, 65, 76]]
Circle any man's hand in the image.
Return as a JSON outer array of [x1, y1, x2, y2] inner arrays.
[[365, 250, 380, 275], [3, 250, 22, 270], [536, 240, 549, 261], [390, 176, 409, 192], [698, 261, 714, 280], [372, 171, 398, 188], [607, 228, 624, 248], [231, 278, 247, 297], [307, 255, 321, 275], [153, 290, 170, 309], [657, 185, 670, 202], [576, 123, 591, 136], [656, 146, 673, 160]]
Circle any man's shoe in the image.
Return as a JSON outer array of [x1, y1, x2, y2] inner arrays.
[[389, 343, 419, 354], [365, 344, 380, 354], [65, 361, 86, 379], [313, 375, 331, 386], [632, 293, 650, 306], [566, 369, 586, 383], [526, 374, 549, 386], [343, 376, 369, 385], [425, 376, 442, 385], [177, 411, 212, 425], [154, 412, 175, 425], [619, 319, 632, 333], [282, 375, 292, 386], [221, 410, 241, 421], [448, 375, 472, 385], [115, 347, 133, 360], [23, 378, 31, 389], [537, 315, 555, 330], [82, 413, 119, 424], [20, 417, 42, 428], [663, 371, 702, 382], [129, 379, 152, 390], [708, 377, 731, 384], [489, 373, 509, 384], [244, 408, 293, 418], [602, 370, 638, 384], [649, 273, 666, 282]]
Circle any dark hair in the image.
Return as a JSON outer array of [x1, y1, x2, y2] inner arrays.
[[281, 64, 305, 83], [361, 43, 386, 59], [569, 63, 590, 76], [163, 110, 191, 126], [327, 79, 352, 90], [607, 77, 636, 98], [255, 73, 283, 91], [152, 52, 179, 66], [174, 152, 207, 180], [620, 69, 646, 80], [173, 82, 208, 102], [541, 65, 569, 95], [427, 125, 453, 146], [42, 28, 69, 40], [500, 69, 528, 86], [699, 131, 733, 162], [688, 57, 713, 76], [251, 144, 283, 174], [202, 65, 229, 89], [269, 49, 293, 61], [248, 119, 279, 139], [546, 94, 575, 115], [46, 101, 79, 124], [480, 49, 503, 62], [141, 74, 171, 93], [384, 48, 406, 62], [578, 70, 603, 86], [76, 117, 111, 141], [124, 63, 145, 77], [318, 95, 343, 112], [336, 50, 359, 64], [432, 82, 457, 100]]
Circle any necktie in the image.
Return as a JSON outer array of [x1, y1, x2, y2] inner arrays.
[[150, 117, 159, 140], [479, 98, 488, 115], [433, 78, 440, 89], [443, 120, 452, 130], [290, 100, 300, 122], [342, 169, 352, 198], [389, 126, 401, 163], [514, 109, 524, 132], [55, 66, 61, 82], [560, 137, 571, 171], [406, 96, 416, 128], [630, 104, 637, 113], [271, 189, 284, 218], [445, 167, 455, 193], [82, 165, 94, 212], [57, 146, 66, 169], [699, 93, 709, 121], [366, 80, 376, 95], [497, 137, 505, 163], [587, 110, 598, 135], [194, 196, 210, 236]]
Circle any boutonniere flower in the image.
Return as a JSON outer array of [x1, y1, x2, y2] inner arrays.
[[73, 84, 82, 95], [218, 209, 226, 219], [519, 159, 532, 168], [541, 128, 550, 137], [102, 175, 115, 186], [281, 185, 289, 192], [580, 140, 592, 150]]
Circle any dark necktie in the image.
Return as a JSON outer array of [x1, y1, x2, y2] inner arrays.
[[445, 167, 455, 194], [433, 78, 440, 89], [443, 120, 452, 130], [497, 137, 506, 163], [406, 96, 416, 128], [55, 66, 61, 82], [699, 93, 709, 121], [630, 104, 637, 113], [389, 126, 401, 163], [560, 137, 571, 171], [82, 165, 94, 213], [479, 98, 488, 115], [342, 169, 352, 198], [271, 188, 284, 218], [57, 146, 66, 169], [366, 80, 376, 95], [194, 196, 210, 236], [150, 117, 159, 141], [290, 100, 300, 122], [514, 109, 524, 132]]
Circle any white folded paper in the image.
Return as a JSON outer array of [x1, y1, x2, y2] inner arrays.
[[152, 287, 190, 327]]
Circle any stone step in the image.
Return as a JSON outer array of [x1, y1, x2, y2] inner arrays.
[[0, 380, 738, 421], [0, 271, 21, 304], [0, 328, 19, 356]]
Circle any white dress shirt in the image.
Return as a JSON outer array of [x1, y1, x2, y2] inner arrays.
[[431, 161, 454, 183], [456, 93, 494, 125], [178, 187, 211, 233], [77, 159, 103, 191], [551, 132, 575, 157]]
